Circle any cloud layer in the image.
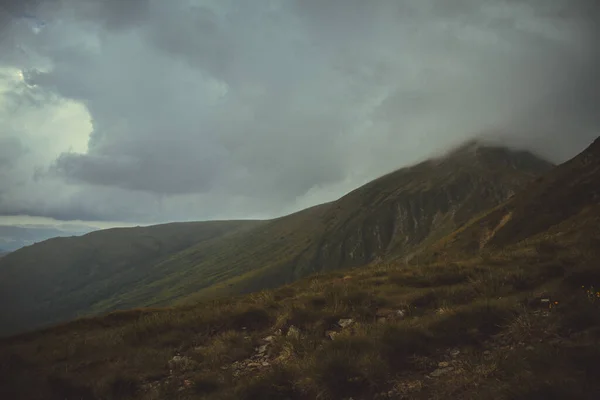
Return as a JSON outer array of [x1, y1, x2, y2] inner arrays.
[[1, 0, 598, 224]]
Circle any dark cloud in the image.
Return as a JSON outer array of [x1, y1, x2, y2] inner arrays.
[[0, 137, 27, 168], [0, 0, 598, 224]]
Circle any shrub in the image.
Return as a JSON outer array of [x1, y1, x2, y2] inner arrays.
[[378, 324, 432, 369], [236, 366, 303, 400], [313, 336, 386, 399]]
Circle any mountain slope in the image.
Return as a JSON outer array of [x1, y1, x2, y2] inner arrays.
[[0, 221, 261, 337], [2, 137, 600, 399], [430, 137, 600, 257], [0, 225, 95, 251], [108, 142, 552, 307], [0, 141, 553, 336]]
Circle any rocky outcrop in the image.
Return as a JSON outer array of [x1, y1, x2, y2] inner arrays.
[[310, 149, 547, 272]]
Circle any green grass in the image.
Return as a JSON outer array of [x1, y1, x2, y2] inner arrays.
[[0, 144, 550, 338], [2, 240, 599, 399]]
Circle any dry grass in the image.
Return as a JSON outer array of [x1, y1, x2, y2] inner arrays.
[[1, 240, 599, 400]]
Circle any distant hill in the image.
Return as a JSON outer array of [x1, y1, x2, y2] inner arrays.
[[0, 221, 261, 336], [0, 225, 95, 252], [0, 141, 553, 336]]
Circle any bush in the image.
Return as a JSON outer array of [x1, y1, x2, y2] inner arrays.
[[236, 366, 303, 400], [378, 324, 432, 369], [227, 307, 273, 331], [429, 301, 515, 345], [313, 336, 386, 399]]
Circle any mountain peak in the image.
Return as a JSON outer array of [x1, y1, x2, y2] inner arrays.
[[586, 135, 600, 155]]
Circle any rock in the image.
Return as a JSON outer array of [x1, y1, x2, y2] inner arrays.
[[168, 355, 195, 371], [263, 336, 275, 342], [338, 318, 354, 328], [438, 361, 450, 368], [377, 317, 387, 324], [430, 366, 454, 377], [274, 329, 283, 336], [483, 350, 491, 356], [262, 361, 270, 367], [376, 308, 405, 320], [325, 330, 338, 340], [449, 349, 460, 358], [257, 344, 269, 354], [287, 325, 301, 339], [526, 346, 535, 351]]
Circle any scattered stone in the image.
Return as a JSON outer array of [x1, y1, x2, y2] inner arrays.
[[377, 317, 387, 324], [430, 366, 454, 377], [376, 308, 405, 321], [438, 361, 450, 368], [287, 325, 301, 339], [449, 349, 460, 358], [274, 329, 283, 336], [257, 344, 269, 354], [338, 318, 354, 328], [263, 336, 275, 342], [483, 350, 491, 356], [262, 361, 270, 367], [325, 330, 338, 340], [168, 355, 195, 371]]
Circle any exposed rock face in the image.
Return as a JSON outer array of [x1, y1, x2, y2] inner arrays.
[[432, 136, 600, 256], [303, 144, 552, 273]]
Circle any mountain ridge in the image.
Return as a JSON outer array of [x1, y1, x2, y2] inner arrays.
[[425, 135, 600, 260], [1, 137, 600, 400], [0, 141, 553, 336]]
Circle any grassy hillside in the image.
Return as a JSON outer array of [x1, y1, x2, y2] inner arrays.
[[426, 137, 600, 262], [147, 143, 553, 305], [0, 137, 598, 399], [1, 230, 599, 399], [0, 141, 552, 337], [0, 221, 261, 337]]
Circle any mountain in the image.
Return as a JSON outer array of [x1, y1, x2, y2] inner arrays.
[[0, 138, 598, 400], [0, 221, 261, 337], [0, 225, 95, 252], [428, 137, 600, 259], [0, 142, 552, 336], [164, 141, 552, 302]]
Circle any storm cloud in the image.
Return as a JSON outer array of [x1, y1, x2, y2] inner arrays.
[[0, 0, 598, 224]]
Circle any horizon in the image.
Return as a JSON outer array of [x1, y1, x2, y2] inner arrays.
[[1, 135, 597, 234]]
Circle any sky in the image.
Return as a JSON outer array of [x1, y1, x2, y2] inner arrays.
[[0, 0, 599, 228]]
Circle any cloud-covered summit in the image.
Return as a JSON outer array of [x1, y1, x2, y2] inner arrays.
[[0, 0, 598, 224]]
